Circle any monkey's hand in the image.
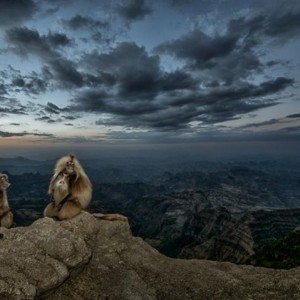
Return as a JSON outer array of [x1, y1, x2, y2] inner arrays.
[[51, 192, 72, 208]]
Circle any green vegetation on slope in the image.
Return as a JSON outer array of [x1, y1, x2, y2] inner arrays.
[[248, 230, 300, 269]]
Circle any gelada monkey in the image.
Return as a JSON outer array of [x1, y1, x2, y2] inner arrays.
[[44, 153, 127, 222], [44, 154, 92, 220], [0, 173, 14, 228]]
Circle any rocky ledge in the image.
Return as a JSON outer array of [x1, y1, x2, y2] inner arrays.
[[0, 212, 299, 300]]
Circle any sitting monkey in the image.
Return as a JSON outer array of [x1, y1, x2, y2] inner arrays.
[[44, 154, 92, 220], [0, 173, 14, 228]]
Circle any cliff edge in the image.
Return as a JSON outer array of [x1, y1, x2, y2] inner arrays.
[[0, 212, 299, 300]]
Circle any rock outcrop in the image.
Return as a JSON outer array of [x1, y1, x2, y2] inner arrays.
[[0, 212, 300, 300]]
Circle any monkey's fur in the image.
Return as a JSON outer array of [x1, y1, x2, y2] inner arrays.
[[0, 173, 13, 228], [44, 154, 92, 220]]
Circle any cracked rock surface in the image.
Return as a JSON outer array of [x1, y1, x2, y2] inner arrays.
[[0, 212, 299, 300]]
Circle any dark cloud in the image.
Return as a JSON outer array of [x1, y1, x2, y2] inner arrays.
[[228, 1, 300, 43], [71, 75, 293, 130], [168, 0, 195, 6], [6, 27, 83, 88], [155, 28, 261, 85], [81, 42, 160, 96], [49, 60, 84, 88], [1, 66, 50, 96], [0, 0, 37, 27], [70, 35, 296, 130], [33, 102, 81, 125], [41, 6, 60, 18], [204, 77, 294, 105], [0, 131, 53, 138], [6, 27, 72, 57], [253, 77, 294, 96], [46, 32, 73, 48], [155, 1, 300, 87], [11, 72, 48, 95], [117, 0, 152, 23], [160, 70, 198, 91], [63, 115, 80, 120], [237, 115, 300, 130], [287, 113, 300, 119], [265, 12, 300, 40], [35, 116, 52, 122], [279, 126, 300, 133], [45, 102, 61, 115], [156, 30, 238, 67], [62, 14, 108, 31], [0, 102, 27, 115], [81, 42, 197, 99], [35, 116, 59, 123], [0, 84, 7, 95], [91, 32, 102, 43]]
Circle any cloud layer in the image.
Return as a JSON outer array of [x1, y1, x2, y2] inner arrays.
[[0, 0, 299, 145]]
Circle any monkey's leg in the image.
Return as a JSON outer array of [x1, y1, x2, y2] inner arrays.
[[44, 203, 59, 218], [58, 201, 82, 220], [1, 211, 13, 228]]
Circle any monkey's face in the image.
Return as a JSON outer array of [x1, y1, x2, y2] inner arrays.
[[64, 160, 76, 175], [0, 174, 10, 189]]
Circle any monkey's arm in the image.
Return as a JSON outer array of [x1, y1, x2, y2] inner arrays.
[[0, 210, 13, 228], [51, 187, 72, 207], [0, 207, 11, 217]]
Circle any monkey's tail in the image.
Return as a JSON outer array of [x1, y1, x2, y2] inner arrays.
[[93, 213, 128, 222]]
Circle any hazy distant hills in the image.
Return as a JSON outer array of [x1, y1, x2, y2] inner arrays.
[[0, 156, 53, 175], [2, 155, 300, 182], [2, 156, 300, 267]]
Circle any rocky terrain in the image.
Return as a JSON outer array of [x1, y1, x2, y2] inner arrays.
[[180, 209, 300, 264], [1, 212, 300, 300], [125, 191, 235, 257]]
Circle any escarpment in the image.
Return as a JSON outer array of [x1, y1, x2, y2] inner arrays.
[[180, 208, 300, 263], [0, 212, 300, 300]]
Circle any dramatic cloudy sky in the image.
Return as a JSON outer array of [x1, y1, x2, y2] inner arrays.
[[0, 0, 299, 159]]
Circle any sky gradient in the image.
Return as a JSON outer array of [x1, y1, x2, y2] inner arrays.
[[0, 0, 300, 159]]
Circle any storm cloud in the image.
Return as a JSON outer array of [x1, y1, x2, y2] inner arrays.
[[69, 73, 293, 130], [0, 0, 37, 27], [156, 30, 238, 67], [62, 15, 108, 31], [5, 27, 83, 89], [117, 0, 152, 23], [0, 130, 53, 138]]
